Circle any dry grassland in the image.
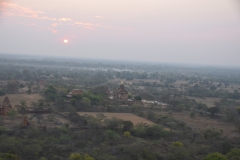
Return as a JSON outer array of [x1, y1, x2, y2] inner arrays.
[[77, 112, 154, 125], [1, 113, 71, 129], [0, 93, 43, 107], [187, 96, 220, 107], [174, 80, 189, 87], [224, 86, 240, 93], [157, 111, 237, 138], [187, 96, 240, 107]]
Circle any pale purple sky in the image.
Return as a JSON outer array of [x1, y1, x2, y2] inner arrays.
[[0, 0, 240, 66]]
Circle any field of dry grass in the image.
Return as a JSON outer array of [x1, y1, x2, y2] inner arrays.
[[0, 93, 43, 107], [1, 113, 71, 129], [77, 112, 154, 125], [187, 96, 220, 107], [156, 110, 238, 138], [174, 80, 189, 86], [187, 96, 240, 107]]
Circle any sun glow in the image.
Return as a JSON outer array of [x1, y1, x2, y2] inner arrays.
[[64, 39, 68, 43]]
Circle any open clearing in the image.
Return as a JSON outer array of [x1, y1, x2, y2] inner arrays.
[[77, 112, 154, 125], [0, 93, 43, 107]]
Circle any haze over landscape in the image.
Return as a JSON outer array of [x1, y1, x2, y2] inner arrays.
[[2, 1, 240, 160], [0, 0, 240, 66]]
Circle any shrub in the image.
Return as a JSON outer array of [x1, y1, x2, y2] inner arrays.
[[104, 117, 122, 131], [0, 127, 7, 133], [134, 124, 168, 138], [203, 152, 227, 160], [134, 95, 142, 101], [190, 111, 195, 118], [134, 124, 147, 137], [146, 124, 167, 138], [167, 144, 190, 160], [124, 131, 131, 138], [122, 121, 133, 131], [172, 141, 183, 147], [227, 148, 240, 160], [204, 128, 221, 139], [236, 107, 240, 115], [69, 153, 94, 160], [105, 130, 120, 140], [0, 153, 19, 160]]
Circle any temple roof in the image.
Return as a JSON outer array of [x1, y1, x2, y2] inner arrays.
[[117, 84, 128, 93], [69, 89, 83, 95]]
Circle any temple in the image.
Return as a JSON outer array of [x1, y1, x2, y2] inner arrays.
[[66, 89, 83, 98], [0, 96, 13, 115], [114, 82, 128, 100]]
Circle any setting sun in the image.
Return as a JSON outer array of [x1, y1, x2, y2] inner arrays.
[[64, 39, 68, 43]]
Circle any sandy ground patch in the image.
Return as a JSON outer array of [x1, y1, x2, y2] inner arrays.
[[77, 112, 154, 125]]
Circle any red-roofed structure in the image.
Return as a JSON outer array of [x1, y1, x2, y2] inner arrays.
[[66, 89, 83, 98]]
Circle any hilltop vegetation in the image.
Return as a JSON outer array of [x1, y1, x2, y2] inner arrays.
[[0, 55, 240, 160]]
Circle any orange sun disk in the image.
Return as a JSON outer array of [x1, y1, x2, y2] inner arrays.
[[64, 39, 68, 43]]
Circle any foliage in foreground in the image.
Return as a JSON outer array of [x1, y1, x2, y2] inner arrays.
[[203, 152, 227, 160], [0, 153, 19, 160], [69, 153, 94, 160], [226, 148, 240, 160]]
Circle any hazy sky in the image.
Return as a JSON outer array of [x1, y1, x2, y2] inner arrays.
[[0, 0, 240, 66]]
